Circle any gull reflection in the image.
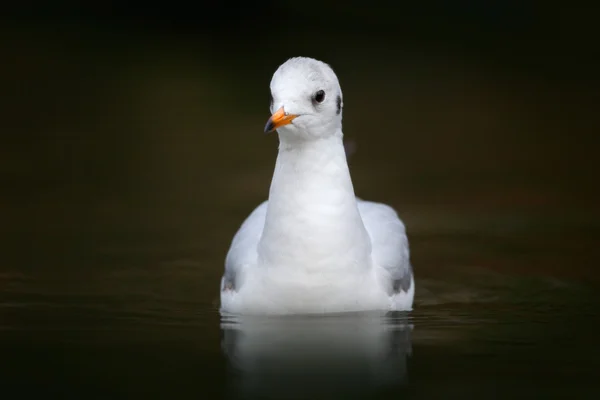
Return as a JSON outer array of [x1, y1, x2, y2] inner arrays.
[[221, 312, 412, 400]]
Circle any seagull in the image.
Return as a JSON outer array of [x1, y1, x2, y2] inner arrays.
[[220, 57, 414, 315]]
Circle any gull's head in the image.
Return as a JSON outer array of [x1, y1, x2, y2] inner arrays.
[[264, 57, 343, 141]]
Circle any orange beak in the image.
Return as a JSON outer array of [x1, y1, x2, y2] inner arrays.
[[264, 107, 298, 133]]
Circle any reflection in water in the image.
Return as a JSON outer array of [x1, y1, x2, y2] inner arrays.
[[220, 313, 412, 400]]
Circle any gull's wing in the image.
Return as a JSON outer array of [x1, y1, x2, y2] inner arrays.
[[222, 201, 268, 291], [357, 199, 413, 294]]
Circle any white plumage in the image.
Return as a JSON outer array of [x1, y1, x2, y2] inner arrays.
[[220, 57, 414, 315]]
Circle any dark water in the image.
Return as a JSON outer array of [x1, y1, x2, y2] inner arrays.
[[2, 24, 599, 399], [1, 227, 598, 399]]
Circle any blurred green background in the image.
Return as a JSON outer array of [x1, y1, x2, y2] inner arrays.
[[1, 3, 599, 399], [1, 3, 597, 283]]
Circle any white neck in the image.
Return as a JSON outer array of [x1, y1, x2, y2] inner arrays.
[[257, 131, 371, 272]]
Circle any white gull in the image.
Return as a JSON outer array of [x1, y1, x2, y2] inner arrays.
[[220, 57, 414, 315]]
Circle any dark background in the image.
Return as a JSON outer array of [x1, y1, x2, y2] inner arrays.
[[1, 3, 599, 399], [2, 2, 597, 277]]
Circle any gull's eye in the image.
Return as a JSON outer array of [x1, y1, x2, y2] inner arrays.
[[269, 93, 274, 110], [313, 90, 325, 104]]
